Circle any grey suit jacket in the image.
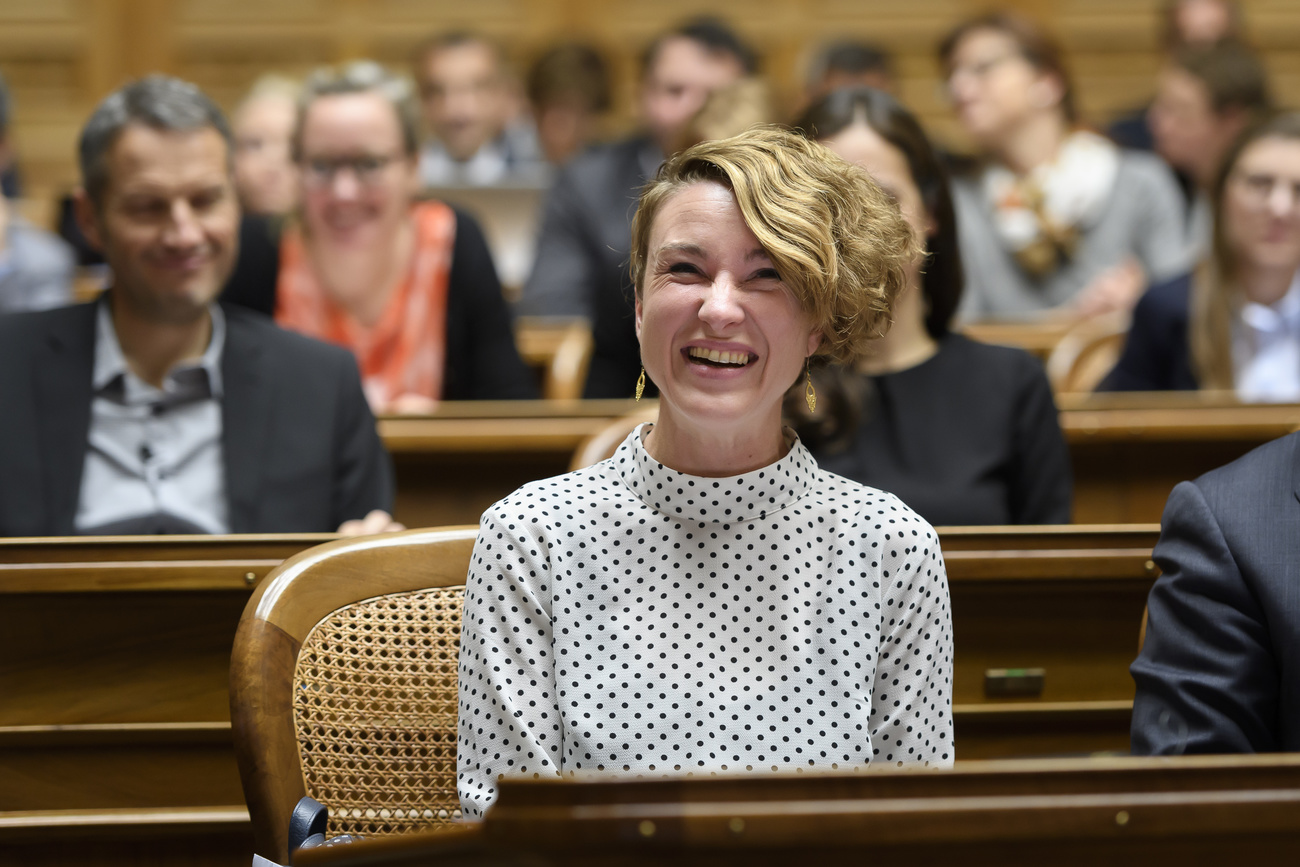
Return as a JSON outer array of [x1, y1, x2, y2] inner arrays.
[[0, 301, 393, 535], [0, 218, 75, 313], [1131, 430, 1300, 754]]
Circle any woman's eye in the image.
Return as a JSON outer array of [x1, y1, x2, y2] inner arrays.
[[668, 262, 702, 276], [754, 268, 782, 281]]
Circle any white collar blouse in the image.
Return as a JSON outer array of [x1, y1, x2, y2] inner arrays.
[[456, 424, 954, 819]]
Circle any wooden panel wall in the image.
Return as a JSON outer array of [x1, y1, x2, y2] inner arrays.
[[3, 0, 1300, 208]]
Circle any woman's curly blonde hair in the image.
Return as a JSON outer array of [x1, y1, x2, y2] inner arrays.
[[629, 125, 919, 363]]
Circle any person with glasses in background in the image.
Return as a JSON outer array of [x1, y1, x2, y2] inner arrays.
[[940, 13, 1191, 321], [1102, 113, 1300, 400], [272, 61, 535, 414]]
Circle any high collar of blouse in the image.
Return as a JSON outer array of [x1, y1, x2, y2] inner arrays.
[[612, 423, 818, 524]]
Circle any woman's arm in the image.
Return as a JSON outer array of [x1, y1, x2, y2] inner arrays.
[[456, 505, 561, 818], [868, 518, 954, 766]]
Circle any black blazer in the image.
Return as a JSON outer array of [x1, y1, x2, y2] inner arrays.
[[0, 301, 393, 535], [1131, 430, 1300, 754], [1099, 273, 1199, 392]]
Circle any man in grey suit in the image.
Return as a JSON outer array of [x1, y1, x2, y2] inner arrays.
[[0, 75, 397, 536], [1131, 429, 1300, 753], [517, 17, 755, 398]]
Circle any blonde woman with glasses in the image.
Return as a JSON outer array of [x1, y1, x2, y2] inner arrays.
[[273, 61, 535, 413]]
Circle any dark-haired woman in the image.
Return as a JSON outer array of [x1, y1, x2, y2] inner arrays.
[[792, 87, 1072, 525], [940, 13, 1190, 319]]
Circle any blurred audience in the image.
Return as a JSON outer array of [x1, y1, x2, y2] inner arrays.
[[413, 32, 545, 187], [518, 16, 755, 398], [231, 74, 300, 218], [0, 75, 395, 536], [273, 61, 535, 413], [0, 71, 76, 312], [802, 40, 896, 106], [789, 87, 1071, 525], [1149, 40, 1271, 255], [675, 76, 774, 152], [941, 12, 1190, 321], [526, 42, 611, 166], [1103, 113, 1300, 401], [1110, 0, 1245, 151]]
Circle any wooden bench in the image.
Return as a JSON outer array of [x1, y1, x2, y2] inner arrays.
[[380, 397, 1300, 528], [0, 536, 327, 867], [1059, 393, 1300, 523], [294, 755, 1300, 867]]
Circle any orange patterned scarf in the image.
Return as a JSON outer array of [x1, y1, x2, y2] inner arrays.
[[275, 201, 456, 409]]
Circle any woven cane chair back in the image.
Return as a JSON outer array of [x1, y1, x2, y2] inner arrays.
[[231, 526, 478, 863], [293, 585, 464, 838]]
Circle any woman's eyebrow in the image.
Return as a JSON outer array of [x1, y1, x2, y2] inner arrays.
[[656, 242, 706, 258]]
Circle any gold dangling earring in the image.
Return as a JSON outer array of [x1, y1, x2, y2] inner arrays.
[[635, 367, 646, 401], [805, 360, 816, 413]]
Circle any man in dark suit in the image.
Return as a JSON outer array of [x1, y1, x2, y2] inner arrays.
[[0, 75, 396, 536], [1131, 430, 1300, 753], [516, 17, 755, 398]]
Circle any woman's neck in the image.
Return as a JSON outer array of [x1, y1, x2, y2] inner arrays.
[[994, 113, 1069, 177], [857, 279, 939, 375], [307, 218, 415, 328], [1239, 262, 1298, 307], [643, 408, 789, 478]]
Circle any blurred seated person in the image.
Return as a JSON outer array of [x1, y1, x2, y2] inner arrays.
[[801, 39, 896, 108], [789, 87, 1071, 525], [414, 32, 544, 187], [1148, 40, 1271, 256], [0, 187, 76, 313], [1102, 113, 1300, 401], [232, 74, 300, 218], [675, 76, 774, 152], [1109, 0, 1245, 151], [941, 13, 1190, 320], [274, 61, 535, 413], [1131, 428, 1300, 754], [0, 75, 396, 536], [518, 16, 755, 398], [526, 42, 611, 167]]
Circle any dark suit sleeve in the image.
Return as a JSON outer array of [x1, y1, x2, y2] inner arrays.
[[1007, 356, 1073, 524], [1130, 480, 1279, 754], [442, 210, 538, 401], [516, 164, 596, 318], [330, 349, 395, 526], [1099, 275, 1193, 392]]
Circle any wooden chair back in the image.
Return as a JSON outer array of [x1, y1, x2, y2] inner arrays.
[[229, 526, 478, 863], [515, 318, 595, 400], [569, 404, 659, 470], [1046, 312, 1130, 393]]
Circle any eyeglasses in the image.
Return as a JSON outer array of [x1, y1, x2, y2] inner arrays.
[[1232, 171, 1300, 213], [300, 153, 403, 187]]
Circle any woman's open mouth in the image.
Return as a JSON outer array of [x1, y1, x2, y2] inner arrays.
[[686, 347, 754, 368]]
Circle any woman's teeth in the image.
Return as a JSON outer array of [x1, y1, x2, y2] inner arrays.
[[687, 347, 751, 366]]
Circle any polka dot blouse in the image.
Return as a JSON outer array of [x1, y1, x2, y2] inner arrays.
[[456, 425, 953, 818]]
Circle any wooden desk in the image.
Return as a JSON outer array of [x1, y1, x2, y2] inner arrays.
[[380, 400, 639, 529], [296, 755, 1300, 867], [1058, 393, 1300, 523]]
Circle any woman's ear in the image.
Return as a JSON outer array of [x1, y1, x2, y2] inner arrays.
[[806, 328, 823, 358], [634, 296, 643, 341]]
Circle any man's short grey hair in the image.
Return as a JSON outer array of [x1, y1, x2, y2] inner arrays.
[[79, 75, 233, 206], [294, 61, 420, 160]]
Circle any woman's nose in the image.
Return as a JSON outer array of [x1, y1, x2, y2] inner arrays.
[[1266, 180, 1299, 217], [698, 276, 744, 328]]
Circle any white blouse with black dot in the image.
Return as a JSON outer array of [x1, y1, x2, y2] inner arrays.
[[456, 425, 954, 818]]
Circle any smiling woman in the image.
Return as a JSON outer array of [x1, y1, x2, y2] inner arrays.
[[269, 61, 536, 412], [457, 127, 953, 820]]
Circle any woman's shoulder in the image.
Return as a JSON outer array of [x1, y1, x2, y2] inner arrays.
[[482, 462, 621, 525], [1112, 149, 1183, 198], [918, 332, 1047, 395], [808, 464, 941, 541]]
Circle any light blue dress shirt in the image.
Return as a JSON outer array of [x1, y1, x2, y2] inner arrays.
[[74, 301, 229, 534], [1233, 271, 1300, 403]]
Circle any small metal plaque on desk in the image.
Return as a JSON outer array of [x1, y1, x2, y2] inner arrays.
[[984, 667, 1046, 697]]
